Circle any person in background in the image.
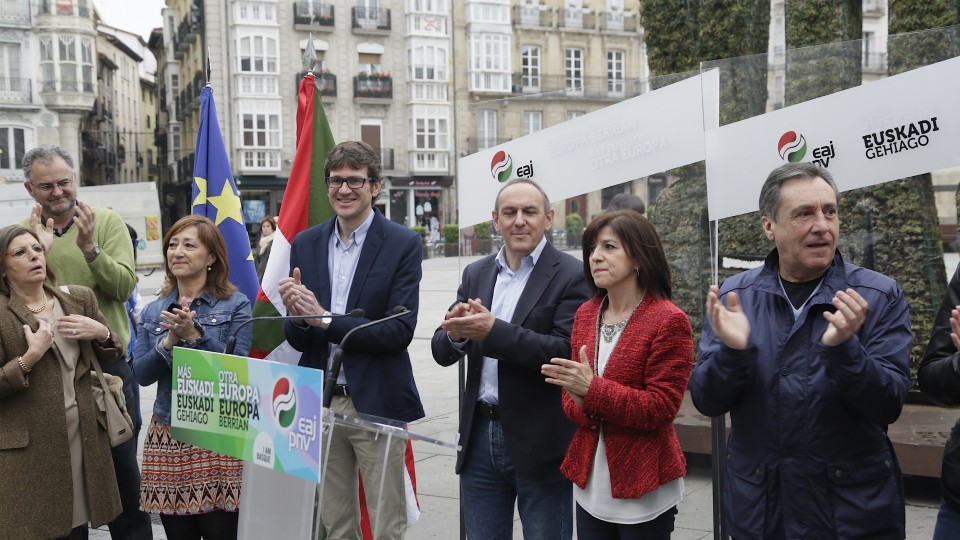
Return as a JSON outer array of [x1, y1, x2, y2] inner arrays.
[[21, 144, 152, 539], [919, 261, 960, 539], [132, 215, 252, 539], [689, 162, 911, 538], [254, 215, 275, 281], [431, 178, 590, 540], [0, 225, 122, 539], [606, 193, 646, 216], [542, 210, 693, 539]]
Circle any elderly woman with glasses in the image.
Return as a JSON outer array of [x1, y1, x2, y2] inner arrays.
[[0, 225, 123, 539]]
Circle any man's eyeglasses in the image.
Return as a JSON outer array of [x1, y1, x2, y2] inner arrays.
[[6, 244, 44, 259], [30, 178, 74, 193], [324, 177, 374, 189]]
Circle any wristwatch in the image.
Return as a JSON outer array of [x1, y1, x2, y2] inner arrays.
[[84, 244, 101, 263], [319, 311, 333, 330]]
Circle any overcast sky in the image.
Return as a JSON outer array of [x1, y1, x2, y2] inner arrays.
[[94, 0, 166, 40]]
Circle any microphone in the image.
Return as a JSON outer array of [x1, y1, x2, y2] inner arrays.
[[322, 306, 412, 407], [222, 308, 366, 355]]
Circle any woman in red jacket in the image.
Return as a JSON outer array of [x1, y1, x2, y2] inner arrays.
[[542, 210, 693, 539]]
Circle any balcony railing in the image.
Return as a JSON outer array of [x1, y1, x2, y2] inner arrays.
[[298, 71, 337, 97], [510, 73, 643, 100], [41, 79, 94, 93], [512, 4, 551, 27], [294, 1, 334, 28], [353, 74, 392, 99], [177, 153, 195, 184], [600, 12, 638, 32], [352, 6, 391, 31], [863, 0, 885, 15], [863, 52, 888, 72], [0, 78, 31, 103], [0, 0, 31, 24], [173, 0, 203, 54]]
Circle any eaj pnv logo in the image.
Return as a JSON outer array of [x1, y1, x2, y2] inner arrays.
[[272, 377, 297, 429], [491, 150, 513, 183], [778, 131, 807, 163]]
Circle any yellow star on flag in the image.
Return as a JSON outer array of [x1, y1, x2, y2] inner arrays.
[[207, 179, 244, 227], [192, 176, 207, 206]]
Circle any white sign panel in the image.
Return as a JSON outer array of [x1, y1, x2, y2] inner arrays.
[[705, 56, 960, 220], [457, 71, 719, 227]]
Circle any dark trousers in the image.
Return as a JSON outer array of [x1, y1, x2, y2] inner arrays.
[[159, 510, 238, 540], [576, 504, 677, 540], [102, 358, 152, 540]]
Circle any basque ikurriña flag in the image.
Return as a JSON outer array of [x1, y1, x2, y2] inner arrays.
[[249, 71, 336, 361], [191, 85, 260, 304]]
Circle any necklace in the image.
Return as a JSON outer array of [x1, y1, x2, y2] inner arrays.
[[27, 294, 46, 314], [598, 292, 645, 343]]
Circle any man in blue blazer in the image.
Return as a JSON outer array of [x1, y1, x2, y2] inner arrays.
[[279, 141, 423, 539], [431, 179, 590, 540]]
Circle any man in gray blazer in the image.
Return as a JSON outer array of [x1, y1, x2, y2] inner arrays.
[[432, 178, 590, 540]]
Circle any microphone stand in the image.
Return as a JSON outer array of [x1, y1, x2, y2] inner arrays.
[[222, 309, 365, 355], [322, 307, 412, 408]]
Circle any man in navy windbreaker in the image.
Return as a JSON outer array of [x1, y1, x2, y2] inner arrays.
[[690, 162, 911, 539]]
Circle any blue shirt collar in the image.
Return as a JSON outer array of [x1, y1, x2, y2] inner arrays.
[[495, 235, 547, 272]]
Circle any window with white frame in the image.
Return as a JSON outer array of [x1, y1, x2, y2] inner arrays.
[[237, 35, 279, 95], [40, 37, 54, 91], [607, 50, 624, 95], [239, 110, 281, 169], [81, 39, 93, 91], [565, 48, 583, 93], [408, 0, 447, 12], [411, 44, 447, 81], [469, 33, 510, 92], [0, 43, 22, 94], [477, 109, 497, 149], [238, 36, 278, 73], [567, 110, 585, 121], [606, 0, 624, 30], [521, 45, 540, 91], [522, 111, 542, 136], [414, 115, 449, 151], [237, 1, 276, 22], [171, 124, 181, 161], [59, 36, 77, 91], [468, 1, 509, 23], [0, 126, 25, 173]]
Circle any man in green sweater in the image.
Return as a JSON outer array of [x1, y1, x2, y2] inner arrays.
[[22, 145, 152, 539]]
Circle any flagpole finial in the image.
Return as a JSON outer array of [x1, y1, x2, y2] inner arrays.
[[303, 34, 318, 73], [206, 47, 212, 86]]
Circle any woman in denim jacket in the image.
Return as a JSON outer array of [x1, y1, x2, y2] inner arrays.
[[132, 215, 251, 539]]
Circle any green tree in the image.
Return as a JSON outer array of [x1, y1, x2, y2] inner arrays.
[[642, 0, 771, 345]]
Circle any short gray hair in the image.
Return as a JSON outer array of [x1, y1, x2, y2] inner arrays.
[[23, 145, 75, 182], [494, 178, 550, 213], [759, 163, 839, 222]]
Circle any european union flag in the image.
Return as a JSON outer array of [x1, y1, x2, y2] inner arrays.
[[191, 85, 260, 304]]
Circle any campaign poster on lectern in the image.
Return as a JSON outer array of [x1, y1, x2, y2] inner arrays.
[[171, 348, 324, 483]]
